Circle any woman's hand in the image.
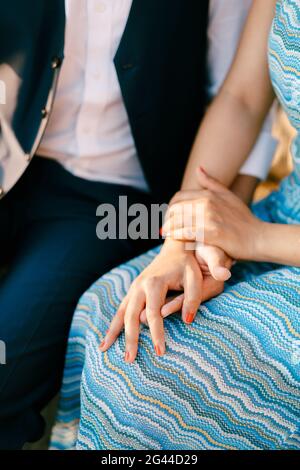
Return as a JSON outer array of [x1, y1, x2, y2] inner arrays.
[[163, 168, 263, 261], [140, 246, 232, 325], [99, 238, 231, 363]]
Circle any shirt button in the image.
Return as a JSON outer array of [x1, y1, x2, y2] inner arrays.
[[122, 64, 134, 70], [95, 3, 106, 13], [51, 56, 62, 70]]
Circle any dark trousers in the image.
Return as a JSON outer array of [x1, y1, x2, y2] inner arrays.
[[0, 157, 156, 449]]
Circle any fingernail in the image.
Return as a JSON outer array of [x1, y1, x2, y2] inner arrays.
[[99, 340, 106, 350], [155, 345, 164, 357], [159, 227, 163, 236], [124, 351, 130, 362], [186, 313, 195, 324], [213, 267, 232, 281]]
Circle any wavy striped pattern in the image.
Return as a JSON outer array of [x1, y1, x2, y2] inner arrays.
[[269, 0, 300, 174], [50, 0, 300, 450]]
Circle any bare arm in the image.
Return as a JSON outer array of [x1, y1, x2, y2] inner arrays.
[[230, 174, 258, 204], [255, 224, 300, 266], [182, 0, 276, 191], [205, 0, 277, 203], [165, 0, 300, 269]]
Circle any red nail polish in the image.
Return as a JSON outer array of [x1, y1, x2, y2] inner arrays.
[[155, 345, 163, 356], [100, 340, 106, 349], [186, 313, 194, 324], [159, 227, 163, 236]]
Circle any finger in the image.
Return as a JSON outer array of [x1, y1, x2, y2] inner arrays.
[[142, 294, 185, 325], [139, 307, 147, 325], [164, 226, 203, 243], [166, 223, 228, 248], [196, 243, 233, 278], [182, 263, 203, 324], [197, 167, 229, 194], [161, 294, 184, 318], [163, 203, 187, 234], [124, 291, 145, 363], [163, 202, 203, 236], [202, 277, 224, 302], [145, 281, 168, 356], [99, 295, 129, 351], [196, 245, 232, 281], [140, 293, 185, 324]]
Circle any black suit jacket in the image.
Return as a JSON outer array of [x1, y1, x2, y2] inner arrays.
[[0, 0, 209, 201]]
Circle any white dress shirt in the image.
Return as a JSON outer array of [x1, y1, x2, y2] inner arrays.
[[38, 0, 276, 191]]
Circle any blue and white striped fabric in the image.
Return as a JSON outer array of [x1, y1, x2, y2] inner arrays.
[[50, 0, 300, 450]]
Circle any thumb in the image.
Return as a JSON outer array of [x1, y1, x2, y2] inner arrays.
[[197, 167, 228, 194], [196, 244, 232, 282]]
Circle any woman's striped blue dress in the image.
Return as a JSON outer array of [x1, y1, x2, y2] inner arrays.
[[51, 0, 300, 450]]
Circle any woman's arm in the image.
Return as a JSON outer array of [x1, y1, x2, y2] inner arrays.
[[204, 0, 276, 205], [181, 0, 276, 191], [255, 224, 300, 266], [230, 174, 258, 204], [208, 0, 277, 188]]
